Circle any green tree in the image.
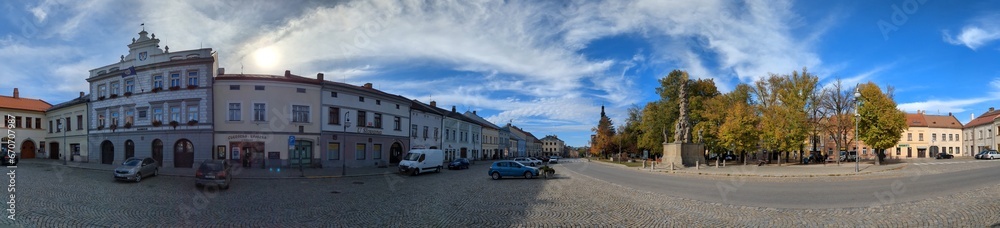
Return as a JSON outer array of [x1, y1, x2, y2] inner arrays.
[[855, 82, 907, 165], [717, 84, 759, 165], [590, 107, 616, 158], [638, 70, 719, 156], [752, 68, 819, 164]]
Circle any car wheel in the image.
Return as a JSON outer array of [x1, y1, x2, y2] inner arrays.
[[491, 172, 501, 180], [524, 171, 532, 179], [410, 169, 418, 176], [436, 166, 442, 173], [135, 173, 142, 183]]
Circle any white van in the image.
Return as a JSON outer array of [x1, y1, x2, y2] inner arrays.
[[398, 149, 444, 176]]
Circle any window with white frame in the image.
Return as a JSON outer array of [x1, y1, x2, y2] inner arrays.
[[411, 124, 417, 137], [254, 103, 266, 121], [170, 72, 181, 87], [110, 81, 120, 95], [187, 71, 198, 87], [98, 114, 105, 127], [98, 84, 106, 97], [292, 105, 309, 123], [170, 106, 180, 122], [125, 110, 134, 125], [153, 75, 163, 89], [125, 79, 135, 93], [423, 126, 429, 139], [153, 108, 163, 122], [187, 105, 198, 121], [111, 111, 119, 126], [228, 103, 241, 121]]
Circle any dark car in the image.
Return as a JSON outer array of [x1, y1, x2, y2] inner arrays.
[[936, 152, 954, 159], [1, 148, 17, 166], [536, 156, 550, 163], [195, 160, 232, 190], [448, 158, 470, 170]]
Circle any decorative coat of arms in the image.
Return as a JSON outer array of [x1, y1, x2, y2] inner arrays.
[[138, 51, 147, 61]]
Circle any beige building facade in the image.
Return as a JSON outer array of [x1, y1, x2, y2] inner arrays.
[[45, 93, 90, 163], [1, 88, 51, 161], [893, 111, 963, 159]]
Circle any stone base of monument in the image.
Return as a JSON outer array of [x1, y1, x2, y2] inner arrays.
[[662, 142, 706, 169]]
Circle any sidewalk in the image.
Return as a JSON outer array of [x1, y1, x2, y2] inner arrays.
[[19, 159, 493, 179], [594, 159, 906, 178]]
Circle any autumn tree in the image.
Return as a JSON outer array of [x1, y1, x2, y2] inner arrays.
[[616, 105, 643, 158], [717, 84, 759, 165], [590, 106, 616, 158], [819, 78, 857, 165], [855, 82, 907, 165], [638, 70, 718, 156], [752, 68, 819, 164]]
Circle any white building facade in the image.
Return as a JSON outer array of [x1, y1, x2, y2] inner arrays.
[[963, 107, 1000, 156], [409, 100, 443, 150], [465, 111, 500, 160], [320, 81, 410, 170], [45, 93, 90, 163], [86, 29, 217, 167]]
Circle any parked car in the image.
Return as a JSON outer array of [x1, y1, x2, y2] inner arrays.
[[975, 150, 997, 159], [488, 160, 539, 180], [513, 157, 538, 166], [195, 160, 232, 190], [839, 151, 858, 162], [548, 156, 559, 164], [935, 152, 954, 159], [114, 157, 159, 182], [536, 156, 550, 163], [448, 158, 471, 170], [982, 150, 1000, 160], [399, 149, 445, 175], [1, 148, 17, 166]]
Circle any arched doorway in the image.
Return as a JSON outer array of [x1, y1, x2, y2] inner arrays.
[[152, 139, 163, 165], [20, 140, 36, 159], [389, 142, 403, 164], [49, 142, 60, 159], [173, 139, 194, 168], [101, 141, 114, 164], [125, 140, 135, 159]]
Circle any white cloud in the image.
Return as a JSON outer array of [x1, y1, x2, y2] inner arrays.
[[897, 77, 1000, 115], [944, 14, 1000, 50]]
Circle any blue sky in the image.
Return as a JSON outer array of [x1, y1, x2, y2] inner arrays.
[[2, 0, 1000, 147]]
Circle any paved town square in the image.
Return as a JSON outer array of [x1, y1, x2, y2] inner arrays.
[[4, 158, 999, 227]]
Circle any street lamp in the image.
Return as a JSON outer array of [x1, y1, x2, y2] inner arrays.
[[61, 122, 67, 165], [343, 111, 350, 176], [854, 87, 861, 173]]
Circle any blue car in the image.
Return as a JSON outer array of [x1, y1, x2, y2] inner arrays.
[[448, 158, 470, 170], [488, 161, 538, 180]]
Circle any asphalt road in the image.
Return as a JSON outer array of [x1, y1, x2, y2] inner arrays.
[[562, 160, 1000, 209]]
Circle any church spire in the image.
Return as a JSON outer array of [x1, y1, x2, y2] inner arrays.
[[601, 105, 606, 117]]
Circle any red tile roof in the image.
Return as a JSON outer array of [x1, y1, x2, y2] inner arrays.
[[905, 113, 927, 127], [924, 114, 963, 129], [0, 95, 51, 112], [965, 109, 1000, 128]]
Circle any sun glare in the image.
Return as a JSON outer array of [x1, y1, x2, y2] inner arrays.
[[253, 47, 280, 69]]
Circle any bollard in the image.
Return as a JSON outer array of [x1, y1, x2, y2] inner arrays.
[[696, 160, 699, 170]]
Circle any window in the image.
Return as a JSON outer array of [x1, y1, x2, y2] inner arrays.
[[98, 114, 105, 127], [255, 85, 264, 90], [254, 103, 266, 121], [153, 75, 164, 89], [328, 143, 340, 160], [230, 85, 240, 90], [76, 115, 82, 130], [153, 108, 163, 122], [228, 103, 241, 121], [907, 133, 912, 141], [394, 117, 401, 130], [932, 133, 936, 142], [48, 120, 52, 133], [357, 111, 366, 127], [423, 126, 429, 139], [170, 72, 181, 87], [296, 88, 306, 93], [98, 84, 107, 98], [187, 106, 198, 121], [330, 92, 338, 97], [292, 105, 309, 123], [396, 104, 400, 109], [138, 110, 147, 119], [356, 143, 366, 160], [328, 107, 340, 125], [24, 117, 31, 129], [125, 110, 134, 125], [187, 71, 198, 87], [373, 144, 382, 159], [110, 111, 119, 126], [376, 100, 381, 105], [373, 113, 382, 128], [951, 134, 954, 141], [55, 119, 60, 132], [411, 124, 418, 137], [434, 128, 439, 140], [125, 79, 135, 93], [110, 81, 120, 95], [36, 118, 41, 129], [169, 107, 180, 122]]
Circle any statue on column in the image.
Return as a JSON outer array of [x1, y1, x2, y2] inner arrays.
[[674, 76, 692, 143]]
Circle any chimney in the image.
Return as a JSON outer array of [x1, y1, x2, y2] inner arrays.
[[317, 73, 324, 81], [218, 68, 225, 75], [284, 70, 291, 77], [12, 88, 18, 98], [79, 92, 84, 98], [430, 101, 437, 107], [991, 107, 995, 112], [473, 110, 477, 115], [452, 106, 456, 113], [948, 112, 952, 116], [363, 83, 373, 89]]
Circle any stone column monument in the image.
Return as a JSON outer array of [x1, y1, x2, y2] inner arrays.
[[662, 74, 706, 168]]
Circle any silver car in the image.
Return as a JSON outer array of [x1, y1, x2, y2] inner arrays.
[[114, 157, 159, 182]]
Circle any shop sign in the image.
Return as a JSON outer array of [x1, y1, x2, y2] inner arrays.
[[228, 134, 268, 140], [357, 127, 383, 135]]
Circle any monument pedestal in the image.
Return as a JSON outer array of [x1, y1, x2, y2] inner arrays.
[[663, 142, 706, 168]]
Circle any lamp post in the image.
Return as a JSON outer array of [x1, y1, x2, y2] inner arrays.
[[61, 122, 67, 165], [854, 87, 861, 173], [343, 111, 350, 176]]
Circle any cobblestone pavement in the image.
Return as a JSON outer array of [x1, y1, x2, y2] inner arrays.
[[2, 159, 998, 227]]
